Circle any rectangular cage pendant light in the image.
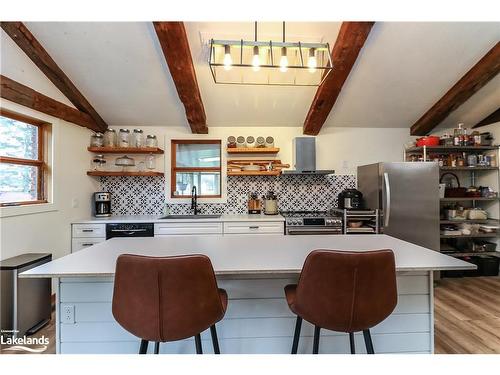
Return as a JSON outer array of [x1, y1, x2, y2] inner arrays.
[[208, 39, 334, 86]]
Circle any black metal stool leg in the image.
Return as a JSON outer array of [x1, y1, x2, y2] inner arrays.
[[195, 334, 203, 354], [210, 325, 220, 354], [313, 326, 321, 354], [154, 342, 160, 354], [139, 339, 149, 354], [291, 316, 303, 354], [349, 332, 355, 354], [363, 329, 374, 354]]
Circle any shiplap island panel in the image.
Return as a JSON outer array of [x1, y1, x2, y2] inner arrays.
[[21, 235, 474, 354]]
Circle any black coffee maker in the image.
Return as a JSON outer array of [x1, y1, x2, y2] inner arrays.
[[337, 189, 363, 209], [92, 192, 111, 217]]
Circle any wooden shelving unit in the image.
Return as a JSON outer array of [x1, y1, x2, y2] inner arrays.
[[87, 171, 164, 177], [227, 147, 280, 154], [88, 146, 164, 154], [227, 170, 280, 176]]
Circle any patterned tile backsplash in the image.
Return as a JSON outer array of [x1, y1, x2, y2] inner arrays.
[[99, 174, 356, 216]]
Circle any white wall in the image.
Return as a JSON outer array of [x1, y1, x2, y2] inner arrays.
[[0, 32, 98, 262], [0, 101, 99, 261], [109, 125, 412, 175]]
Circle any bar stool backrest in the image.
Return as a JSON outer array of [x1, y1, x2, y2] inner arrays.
[[112, 254, 225, 342], [294, 249, 397, 332]]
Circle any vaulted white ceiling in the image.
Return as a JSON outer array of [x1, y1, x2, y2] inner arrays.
[[3, 22, 500, 130]]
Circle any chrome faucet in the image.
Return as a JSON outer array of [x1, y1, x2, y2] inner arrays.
[[191, 186, 198, 215]]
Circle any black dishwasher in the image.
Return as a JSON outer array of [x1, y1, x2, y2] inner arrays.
[[105, 223, 154, 239]]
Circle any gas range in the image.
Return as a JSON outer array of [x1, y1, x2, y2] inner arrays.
[[281, 210, 343, 235]]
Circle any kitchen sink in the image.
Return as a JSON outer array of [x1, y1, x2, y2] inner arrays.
[[159, 214, 222, 219]]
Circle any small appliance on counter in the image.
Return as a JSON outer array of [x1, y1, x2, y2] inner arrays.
[[263, 191, 278, 215], [337, 189, 364, 209], [93, 192, 112, 217], [248, 193, 262, 214]]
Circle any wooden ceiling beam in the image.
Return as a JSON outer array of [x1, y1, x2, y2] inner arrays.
[[1, 22, 107, 132], [411, 42, 500, 136], [1, 75, 101, 132], [303, 22, 375, 136], [153, 22, 208, 134], [472, 107, 500, 129]]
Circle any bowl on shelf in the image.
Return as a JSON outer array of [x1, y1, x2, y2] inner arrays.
[[348, 221, 363, 228]]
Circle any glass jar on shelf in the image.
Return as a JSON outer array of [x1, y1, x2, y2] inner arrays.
[[133, 129, 144, 148], [90, 132, 104, 147], [104, 129, 117, 147], [146, 135, 158, 148], [145, 153, 156, 170], [119, 129, 130, 147], [91, 154, 106, 171]]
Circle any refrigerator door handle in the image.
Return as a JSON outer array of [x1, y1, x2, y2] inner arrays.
[[384, 172, 391, 227]]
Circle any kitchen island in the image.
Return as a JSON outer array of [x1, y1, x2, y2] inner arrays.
[[21, 234, 473, 354]]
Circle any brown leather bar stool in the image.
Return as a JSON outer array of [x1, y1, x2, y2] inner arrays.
[[285, 249, 397, 354], [112, 254, 227, 354]]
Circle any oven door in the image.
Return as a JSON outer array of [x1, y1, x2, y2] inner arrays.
[[286, 226, 342, 235]]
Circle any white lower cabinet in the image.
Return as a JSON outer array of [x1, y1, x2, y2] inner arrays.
[[71, 224, 106, 253], [154, 222, 223, 236], [71, 238, 106, 252], [223, 221, 284, 235]]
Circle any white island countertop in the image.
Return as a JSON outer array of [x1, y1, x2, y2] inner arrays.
[[21, 234, 474, 278], [72, 214, 284, 224]]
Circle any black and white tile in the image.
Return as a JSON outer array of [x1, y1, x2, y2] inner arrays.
[[99, 174, 356, 215]]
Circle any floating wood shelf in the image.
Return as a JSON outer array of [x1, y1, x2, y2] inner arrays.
[[88, 147, 164, 154], [227, 147, 280, 154], [440, 219, 499, 225], [227, 170, 281, 176], [87, 171, 164, 177]]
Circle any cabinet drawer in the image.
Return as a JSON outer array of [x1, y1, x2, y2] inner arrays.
[[72, 224, 106, 238], [223, 221, 284, 235], [71, 238, 106, 253], [154, 222, 223, 236]]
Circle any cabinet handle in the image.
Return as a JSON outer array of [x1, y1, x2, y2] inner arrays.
[[249, 226, 260, 229], [81, 229, 94, 233], [81, 243, 94, 246]]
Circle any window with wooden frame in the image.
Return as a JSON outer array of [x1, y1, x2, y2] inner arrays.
[[0, 109, 48, 206], [171, 139, 221, 198]]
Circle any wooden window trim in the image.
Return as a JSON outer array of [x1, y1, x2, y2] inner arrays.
[[170, 139, 222, 198], [0, 110, 47, 206]]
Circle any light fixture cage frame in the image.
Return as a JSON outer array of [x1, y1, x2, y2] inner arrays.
[[209, 39, 334, 86]]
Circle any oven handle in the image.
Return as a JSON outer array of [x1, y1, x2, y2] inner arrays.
[[109, 228, 147, 232]]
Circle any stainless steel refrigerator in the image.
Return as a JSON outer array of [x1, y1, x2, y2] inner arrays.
[[357, 162, 440, 251]]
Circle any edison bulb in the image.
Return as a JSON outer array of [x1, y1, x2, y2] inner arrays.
[[308, 56, 317, 73], [279, 47, 288, 73], [308, 48, 317, 73], [223, 45, 232, 71], [252, 46, 260, 72]]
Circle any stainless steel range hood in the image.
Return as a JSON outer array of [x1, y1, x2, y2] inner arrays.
[[282, 137, 335, 175]]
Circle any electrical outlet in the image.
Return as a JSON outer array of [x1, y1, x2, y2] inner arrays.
[[71, 198, 79, 208], [61, 304, 75, 324]]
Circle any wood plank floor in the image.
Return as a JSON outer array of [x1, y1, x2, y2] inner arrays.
[[434, 276, 500, 354], [2, 277, 500, 354]]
